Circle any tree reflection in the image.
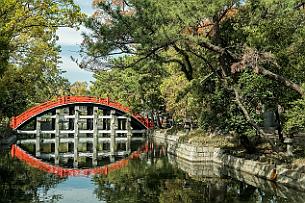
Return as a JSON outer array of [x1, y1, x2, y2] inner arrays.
[[0, 150, 65, 203], [93, 154, 297, 203], [93, 156, 232, 203], [93, 157, 176, 202]]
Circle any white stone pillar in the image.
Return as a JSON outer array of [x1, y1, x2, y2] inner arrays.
[[74, 106, 79, 168], [126, 115, 132, 153], [55, 109, 60, 165], [36, 117, 41, 157], [110, 110, 117, 157], [93, 106, 98, 166]]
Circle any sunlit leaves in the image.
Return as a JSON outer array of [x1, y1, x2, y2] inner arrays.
[[0, 0, 82, 119]]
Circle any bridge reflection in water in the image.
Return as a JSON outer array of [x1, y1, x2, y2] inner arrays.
[[10, 97, 155, 176], [10, 143, 148, 177], [10, 141, 166, 177]]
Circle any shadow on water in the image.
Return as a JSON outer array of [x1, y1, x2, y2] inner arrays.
[[1, 139, 305, 203]]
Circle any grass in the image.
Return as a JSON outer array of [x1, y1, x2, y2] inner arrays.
[[165, 125, 184, 135], [290, 147, 305, 167], [178, 129, 236, 149], [292, 158, 305, 166]]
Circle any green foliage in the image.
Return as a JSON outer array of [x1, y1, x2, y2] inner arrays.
[[91, 57, 165, 113], [83, 0, 305, 147], [0, 0, 83, 120], [70, 81, 89, 96], [284, 98, 305, 135], [91, 67, 143, 111], [0, 0, 83, 74], [160, 65, 201, 119]]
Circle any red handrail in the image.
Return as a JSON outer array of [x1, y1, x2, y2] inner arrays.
[[10, 96, 154, 129]]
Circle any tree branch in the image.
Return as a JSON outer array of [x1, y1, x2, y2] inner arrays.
[[253, 65, 304, 96], [198, 41, 305, 96], [173, 44, 193, 80], [156, 56, 190, 78], [295, 2, 305, 9], [198, 41, 226, 55], [233, 88, 266, 136]]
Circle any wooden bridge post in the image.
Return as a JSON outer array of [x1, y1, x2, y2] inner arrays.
[[126, 115, 132, 153], [55, 109, 60, 165], [36, 117, 41, 157], [74, 106, 80, 168], [110, 110, 117, 161], [93, 106, 98, 166]]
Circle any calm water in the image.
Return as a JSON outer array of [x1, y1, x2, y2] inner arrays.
[[0, 144, 304, 203]]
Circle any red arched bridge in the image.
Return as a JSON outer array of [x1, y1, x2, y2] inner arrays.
[[10, 96, 153, 167], [10, 96, 153, 130]]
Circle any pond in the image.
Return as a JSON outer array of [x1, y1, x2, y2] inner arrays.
[[0, 140, 304, 203]]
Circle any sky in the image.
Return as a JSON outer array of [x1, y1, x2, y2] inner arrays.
[[39, 176, 103, 203], [56, 0, 95, 84]]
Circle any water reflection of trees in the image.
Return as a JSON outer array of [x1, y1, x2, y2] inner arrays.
[[93, 155, 296, 203], [93, 157, 177, 202], [0, 150, 65, 203], [93, 157, 227, 203]]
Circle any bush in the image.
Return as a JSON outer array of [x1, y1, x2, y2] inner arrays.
[[0, 119, 14, 139], [284, 98, 305, 135]]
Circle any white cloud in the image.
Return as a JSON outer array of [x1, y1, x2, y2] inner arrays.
[[55, 1, 95, 83], [56, 26, 90, 46], [60, 55, 94, 83], [39, 176, 102, 203], [74, 0, 94, 15]]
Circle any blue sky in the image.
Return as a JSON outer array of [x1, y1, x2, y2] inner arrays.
[[56, 0, 95, 83]]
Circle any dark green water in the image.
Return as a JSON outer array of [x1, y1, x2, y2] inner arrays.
[[0, 147, 304, 203]]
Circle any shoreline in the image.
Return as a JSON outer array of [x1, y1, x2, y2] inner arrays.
[[153, 130, 305, 191]]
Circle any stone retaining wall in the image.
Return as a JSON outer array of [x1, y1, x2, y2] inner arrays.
[[154, 130, 305, 191], [167, 154, 305, 202]]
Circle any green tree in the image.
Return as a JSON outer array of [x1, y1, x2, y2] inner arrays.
[[83, 0, 305, 147], [0, 0, 83, 121], [70, 81, 89, 96], [160, 64, 201, 120], [91, 56, 165, 114], [0, 0, 83, 74]]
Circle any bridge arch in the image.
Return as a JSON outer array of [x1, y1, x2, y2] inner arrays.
[[11, 96, 153, 167], [10, 96, 152, 130]]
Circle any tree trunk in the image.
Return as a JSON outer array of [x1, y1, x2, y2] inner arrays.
[[156, 111, 162, 128], [275, 107, 284, 143], [233, 88, 266, 137]]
